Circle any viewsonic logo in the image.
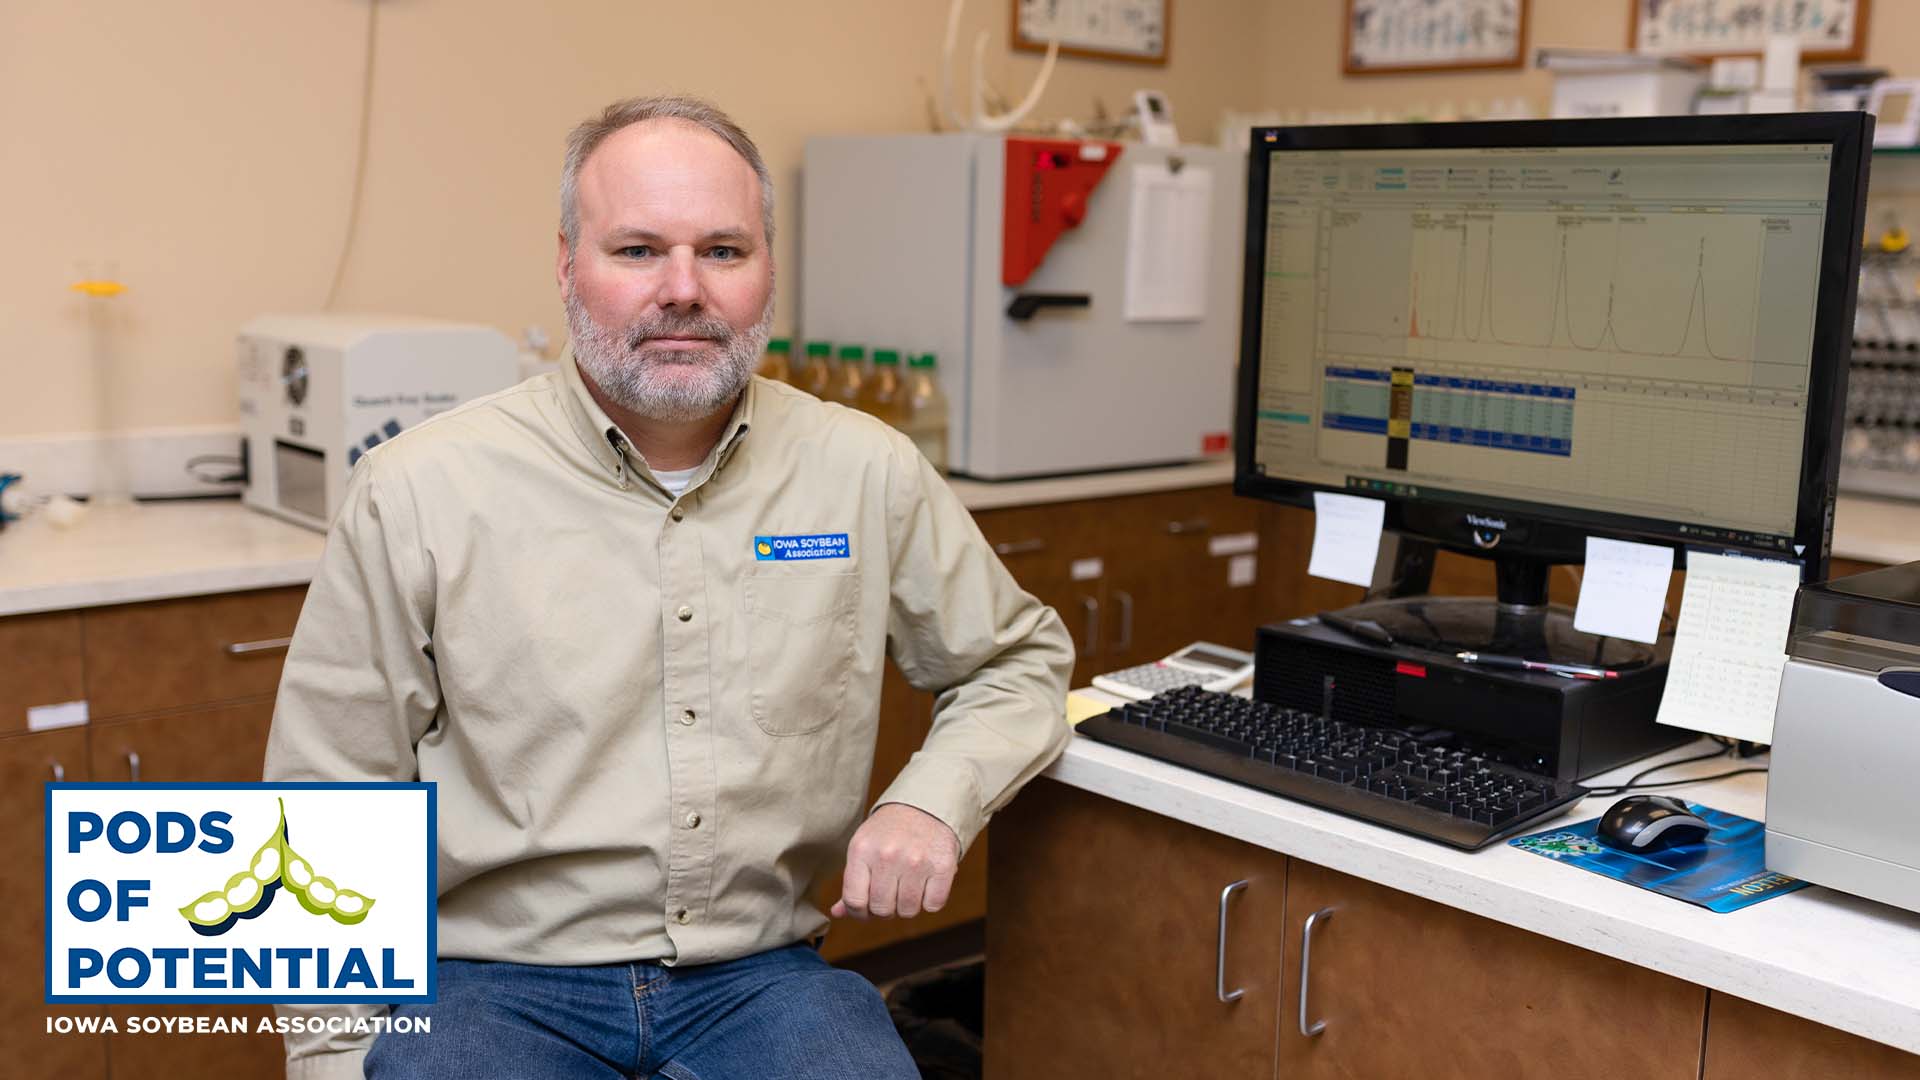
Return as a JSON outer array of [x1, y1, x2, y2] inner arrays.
[[1465, 514, 1508, 531]]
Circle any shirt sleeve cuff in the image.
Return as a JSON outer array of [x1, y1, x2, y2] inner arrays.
[[287, 1049, 370, 1080], [875, 757, 987, 857]]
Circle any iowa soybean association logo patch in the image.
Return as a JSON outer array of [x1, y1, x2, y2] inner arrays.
[[753, 533, 850, 561]]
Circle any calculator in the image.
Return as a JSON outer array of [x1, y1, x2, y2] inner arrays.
[[1091, 642, 1257, 701]]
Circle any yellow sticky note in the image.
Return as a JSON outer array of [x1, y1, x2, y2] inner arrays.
[[1065, 692, 1111, 727]]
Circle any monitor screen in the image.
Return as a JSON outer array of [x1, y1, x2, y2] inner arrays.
[[1235, 115, 1871, 576]]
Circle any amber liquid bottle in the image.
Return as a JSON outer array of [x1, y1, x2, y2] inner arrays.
[[798, 340, 834, 398], [755, 336, 792, 383], [857, 348, 909, 426], [830, 344, 866, 410]]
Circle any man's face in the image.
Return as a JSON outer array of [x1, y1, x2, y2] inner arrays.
[[559, 118, 774, 422]]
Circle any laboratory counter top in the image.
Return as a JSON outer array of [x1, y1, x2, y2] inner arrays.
[[1050, 695, 1920, 1055], [0, 461, 1235, 617], [4, 467, 1919, 617]]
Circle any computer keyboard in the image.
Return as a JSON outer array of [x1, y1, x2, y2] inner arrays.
[[1076, 686, 1589, 851]]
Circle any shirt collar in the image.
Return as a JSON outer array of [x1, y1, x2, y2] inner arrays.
[[557, 342, 756, 488]]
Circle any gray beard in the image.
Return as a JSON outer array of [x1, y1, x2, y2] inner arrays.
[[564, 272, 773, 423]]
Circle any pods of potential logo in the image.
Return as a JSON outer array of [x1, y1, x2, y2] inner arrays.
[[45, 783, 434, 1004], [754, 533, 850, 561]]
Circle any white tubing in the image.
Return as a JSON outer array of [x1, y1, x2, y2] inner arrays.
[[943, 0, 1059, 133]]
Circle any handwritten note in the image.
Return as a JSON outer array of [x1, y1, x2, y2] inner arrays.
[[1574, 538, 1674, 645], [1308, 492, 1385, 587], [1656, 552, 1802, 744]]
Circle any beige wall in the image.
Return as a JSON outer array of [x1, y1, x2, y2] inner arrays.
[[1260, 0, 1920, 120], [12, 0, 1918, 440], [1259, 2, 1624, 118], [1, 0, 1268, 438]]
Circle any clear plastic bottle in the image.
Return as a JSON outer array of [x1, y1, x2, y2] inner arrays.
[[756, 336, 792, 383], [798, 340, 834, 398], [903, 352, 950, 473], [858, 348, 908, 426], [830, 344, 867, 410]]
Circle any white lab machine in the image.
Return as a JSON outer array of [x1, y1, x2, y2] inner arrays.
[[1537, 49, 1706, 119], [237, 314, 517, 530], [1767, 564, 1920, 915], [801, 134, 1245, 479]]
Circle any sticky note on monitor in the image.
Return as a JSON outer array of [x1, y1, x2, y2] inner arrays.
[[1656, 551, 1801, 744], [1574, 537, 1673, 645], [1308, 492, 1385, 587]]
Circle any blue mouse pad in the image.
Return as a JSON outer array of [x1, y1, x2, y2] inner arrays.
[[1508, 803, 1809, 913]]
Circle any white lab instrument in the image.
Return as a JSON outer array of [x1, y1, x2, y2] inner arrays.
[[1537, 49, 1706, 119], [1768, 563, 1920, 915], [1133, 90, 1179, 146], [237, 314, 517, 530], [801, 134, 1244, 478]]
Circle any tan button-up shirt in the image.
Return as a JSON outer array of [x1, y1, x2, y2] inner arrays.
[[264, 357, 1074, 1077]]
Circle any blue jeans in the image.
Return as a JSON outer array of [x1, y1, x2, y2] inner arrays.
[[364, 943, 918, 1079]]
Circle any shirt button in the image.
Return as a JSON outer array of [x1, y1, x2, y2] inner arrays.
[[670, 506, 685, 522], [676, 605, 693, 622], [674, 908, 691, 925], [685, 811, 702, 829], [680, 708, 696, 726]]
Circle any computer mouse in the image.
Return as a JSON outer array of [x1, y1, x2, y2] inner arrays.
[[1596, 795, 1710, 853]]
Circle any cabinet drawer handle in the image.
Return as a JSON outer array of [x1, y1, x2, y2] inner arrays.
[[1299, 906, 1335, 1036], [226, 637, 293, 656], [51, 762, 66, 783], [125, 751, 142, 783], [1114, 590, 1134, 652], [1165, 517, 1211, 536], [992, 538, 1047, 556], [1080, 596, 1101, 656], [1216, 879, 1249, 1003]]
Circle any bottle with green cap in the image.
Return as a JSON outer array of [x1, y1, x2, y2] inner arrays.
[[756, 336, 792, 384], [830, 344, 867, 410], [904, 353, 949, 473], [858, 348, 909, 426], [798, 340, 834, 398]]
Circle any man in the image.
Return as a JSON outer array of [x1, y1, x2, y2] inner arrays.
[[264, 95, 1073, 1078]]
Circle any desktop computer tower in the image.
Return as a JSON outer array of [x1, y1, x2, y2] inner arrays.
[[1254, 605, 1689, 783]]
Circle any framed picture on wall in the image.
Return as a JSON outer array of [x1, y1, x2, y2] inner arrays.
[[1343, 0, 1528, 76], [1012, 0, 1169, 66], [1632, 0, 1869, 63]]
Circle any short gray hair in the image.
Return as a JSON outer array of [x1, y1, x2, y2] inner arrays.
[[559, 95, 774, 256]]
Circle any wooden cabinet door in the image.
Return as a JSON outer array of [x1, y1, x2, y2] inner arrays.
[[84, 701, 285, 1076], [1105, 487, 1263, 669], [985, 779, 1288, 1080], [86, 700, 274, 785], [0, 729, 107, 1079], [1703, 992, 1920, 1079], [0, 611, 85, 736], [973, 503, 1107, 687], [1278, 860, 1703, 1080], [80, 586, 305, 721]]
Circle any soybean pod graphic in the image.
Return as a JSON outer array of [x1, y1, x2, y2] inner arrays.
[[177, 798, 375, 933], [282, 832, 375, 925]]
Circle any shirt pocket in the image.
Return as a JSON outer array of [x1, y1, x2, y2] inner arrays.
[[742, 571, 862, 736]]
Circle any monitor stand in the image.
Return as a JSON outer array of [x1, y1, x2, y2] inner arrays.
[[1339, 544, 1658, 670]]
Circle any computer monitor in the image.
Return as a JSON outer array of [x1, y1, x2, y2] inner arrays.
[[1234, 113, 1871, 619]]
